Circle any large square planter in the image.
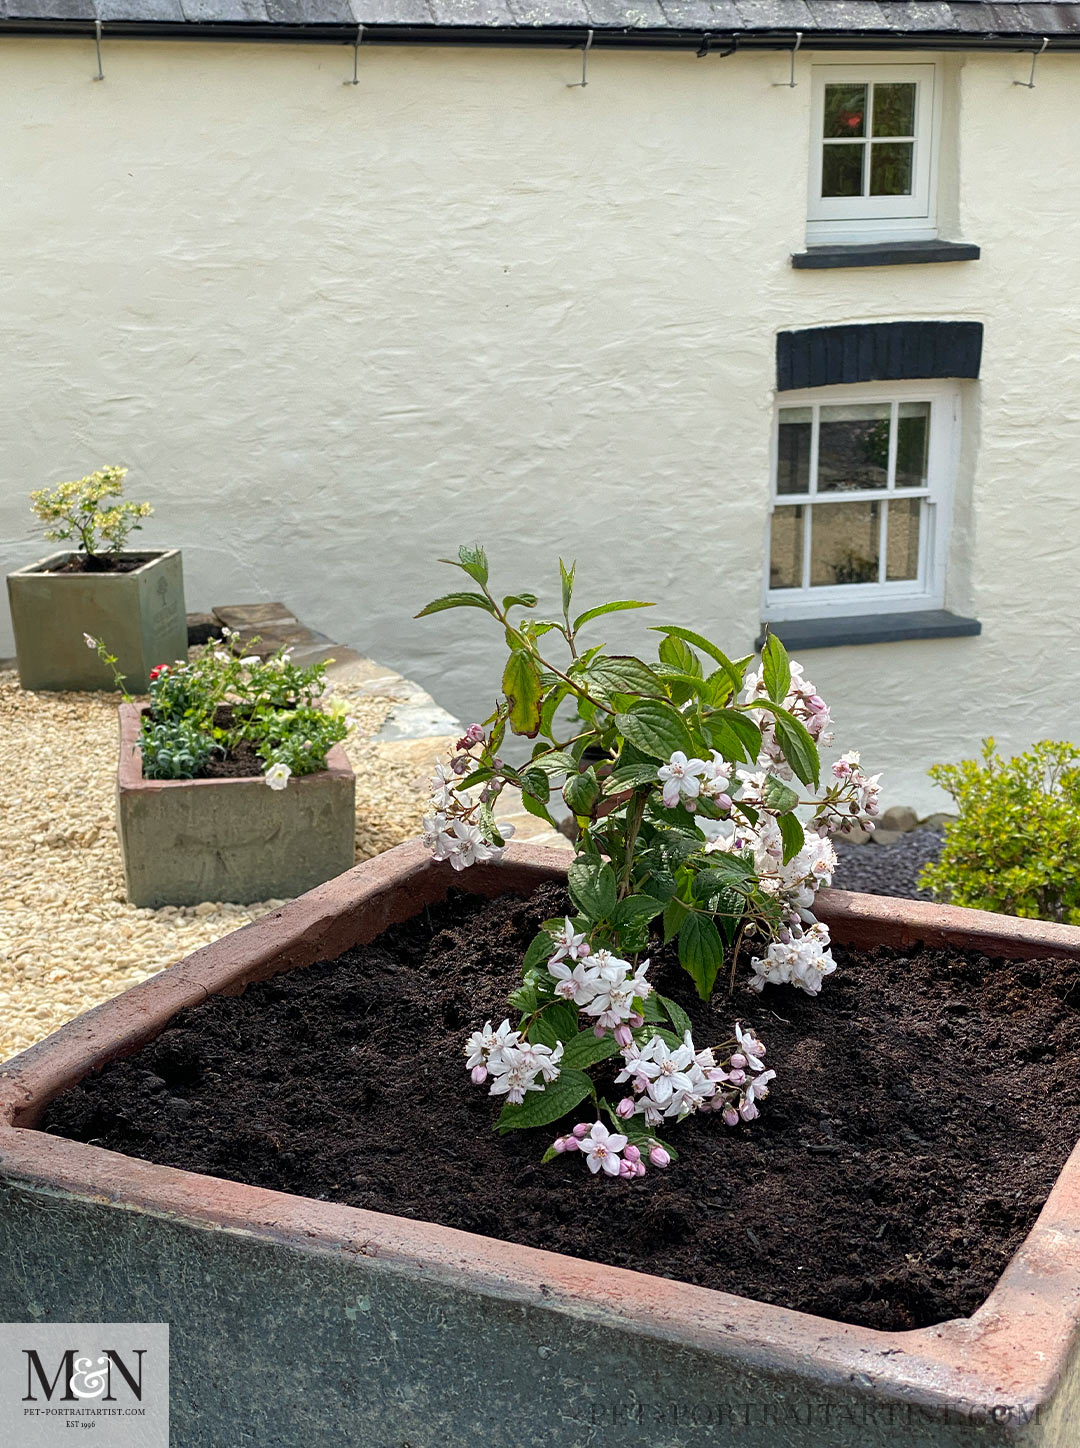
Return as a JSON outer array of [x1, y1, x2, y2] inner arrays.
[[3, 841, 1080, 1448], [116, 702, 356, 907], [6, 548, 188, 693]]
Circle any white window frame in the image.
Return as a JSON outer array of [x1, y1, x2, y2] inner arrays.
[[807, 63, 940, 245], [762, 379, 959, 623]]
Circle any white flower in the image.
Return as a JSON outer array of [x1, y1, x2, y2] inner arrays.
[[580, 1122, 628, 1177], [430, 760, 458, 811], [421, 812, 454, 860], [629, 1034, 698, 1108], [515, 1039, 564, 1083], [658, 751, 708, 809], [734, 1021, 766, 1072], [548, 959, 600, 1005], [548, 917, 589, 965], [464, 1019, 520, 1072], [749, 921, 836, 995], [446, 822, 490, 871], [239, 655, 261, 668], [745, 1069, 776, 1104], [264, 763, 291, 790], [83, 633, 97, 650]]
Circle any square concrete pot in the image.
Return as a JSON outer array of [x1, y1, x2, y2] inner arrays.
[[116, 702, 356, 907], [3, 842, 1080, 1448], [6, 548, 188, 693]]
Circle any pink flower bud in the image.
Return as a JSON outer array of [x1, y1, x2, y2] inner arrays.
[[722, 1106, 740, 1126], [634, 1160, 647, 1177], [616, 1097, 635, 1119], [572, 1122, 590, 1139], [619, 1159, 636, 1179], [575, 943, 591, 958], [865, 819, 876, 832], [629, 1011, 644, 1028], [593, 1024, 606, 1039], [633, 1075, 649, 1094], [740, 1101, 759, 1122], [715, 793, 733, 813], [648, 1146, 671, 1169], [470, 1065, 488, 1085], [728, 1069, 746, 1086], [552, 1136, 567, 1154], [730, 1052, 747, 1070], [563, 1135, 580, 1151], [623, 1144, 641, 1163], [613, 1024, 633, 1048]]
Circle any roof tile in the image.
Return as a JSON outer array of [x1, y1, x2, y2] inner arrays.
[[427, 0, 514, 22]]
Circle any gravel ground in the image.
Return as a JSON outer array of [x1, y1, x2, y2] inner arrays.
[[833, 826, 945, 902], [0, 667, 429, 1063]]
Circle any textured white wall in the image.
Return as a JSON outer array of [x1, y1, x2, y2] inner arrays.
[[1, 40, 1078, 813]]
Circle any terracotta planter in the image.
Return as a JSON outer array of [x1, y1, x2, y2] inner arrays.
[[116, 702, 356, 907], [2, 842, 1080, 1447], [6, 548, 187, 692]]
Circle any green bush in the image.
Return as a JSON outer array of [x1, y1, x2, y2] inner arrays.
[[920, 739, 1080, 923]]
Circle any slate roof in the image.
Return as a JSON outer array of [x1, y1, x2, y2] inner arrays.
[[3, 0, 1079, 42]]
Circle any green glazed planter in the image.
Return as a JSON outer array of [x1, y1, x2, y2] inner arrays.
[[6, 548, 188, 692]]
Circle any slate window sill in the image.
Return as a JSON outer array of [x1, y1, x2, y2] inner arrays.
[[757, 611, 982, 652], [791, 241, 981, 271]]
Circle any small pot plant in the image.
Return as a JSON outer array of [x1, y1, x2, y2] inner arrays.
[[9, 550, 1080, 1447], [5, 464, 187, 692], [96, 630, 356, 907]]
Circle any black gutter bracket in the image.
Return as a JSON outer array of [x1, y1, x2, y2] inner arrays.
[[696, 33, 736, 60]]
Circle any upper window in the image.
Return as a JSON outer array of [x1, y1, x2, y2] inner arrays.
[[807, 64, 939, 244], [764, 381, 958, 620]]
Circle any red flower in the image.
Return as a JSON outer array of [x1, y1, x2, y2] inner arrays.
[[149, 664, 170, 681]]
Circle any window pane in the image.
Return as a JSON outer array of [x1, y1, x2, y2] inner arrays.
[[886, 499, 921, 581], [777, 408, 812, 495], [770, 507, 804, 590], [896, 402, 930, 489], [810, 502, 881, 587], [869, 141, 914, 196], [817, 405, 890, 493], [822, 144, 864, 198], [824, 84, 867, 138], [872, 83, 916, 137]]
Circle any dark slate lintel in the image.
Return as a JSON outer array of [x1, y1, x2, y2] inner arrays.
[[791, 240, 981, 270], [777, 320, 983, 391], [756, 610, 982, 651]]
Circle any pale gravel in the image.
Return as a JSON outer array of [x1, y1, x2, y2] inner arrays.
[[0, 668, 432, 1063]]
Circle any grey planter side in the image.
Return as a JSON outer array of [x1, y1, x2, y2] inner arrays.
[[6, 548, 188, 693], [116, 703, 356, 907], [2, 842, 1080, 1448]]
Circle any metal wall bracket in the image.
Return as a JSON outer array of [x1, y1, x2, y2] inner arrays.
[[566, 28, 593, 88], [344, 23, 363, 85], [1014, 36, 1048, 88], [772, 31, 802, 87]]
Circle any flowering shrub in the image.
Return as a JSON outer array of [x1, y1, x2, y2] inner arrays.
[[921, 739, 1080, 924], [31, 466, 152, 560], [418, 548, 881, 1176], [87, 631, 351, 786]]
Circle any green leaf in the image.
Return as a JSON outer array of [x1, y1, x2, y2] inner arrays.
[[649, 626, 744, 694], [456, 543, 489, 585], [415, 591, 496, 618], [502, 649, 544, 738], [678, 912, 724, 1001], [700, 668, 736, 709], [615, 700, 693, 761], [539, 685, 570, 741], [519, 767, 550, 802], [561, 1029, 622, 1070], [583, 655, 664, 700], [522, 929, 558, 973], [761, 632, 791, 705], [528, 1000, 579, 1048], [610, 894, 665, 927], [763, 773, 800, 815], [602, 762, 660, 794], [657, 993, 692, 1038], [496, 1068, 593, 1133], [691, 861, 755, 900], [520, 790, 558, 828], [563, 767, 600, 818], [568, 860, 618, 921], [701, 710, 761, 764], [528, 750, 577, 777], [747, 702, 821, 788], [560, 559, 576, 615], [662, 896, 688, 943], [658, 635, 702, 678], [573, 599, 655, 631], [477, 802, 504, 846], [503, 592, 538, 611], [715, 886, 747, 945], [778, 811, 805, 865]]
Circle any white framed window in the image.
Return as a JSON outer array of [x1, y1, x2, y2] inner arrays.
[[807, 64, 939, 244], [763, 380, 959, 621]]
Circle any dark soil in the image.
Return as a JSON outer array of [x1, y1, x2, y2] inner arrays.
[[42, 884, 1080, 1331], [834, 827, 945, 902], [146, 704, 266, 779], [46, 552, 153, 575]]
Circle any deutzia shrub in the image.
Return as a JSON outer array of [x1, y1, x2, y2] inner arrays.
[[418, 548, 881, 1176], [31, 465, 152, 560]]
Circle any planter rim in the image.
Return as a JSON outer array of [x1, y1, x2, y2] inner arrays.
[[7, 548, 181, 579], [117, 699, 354, 790], [3, 840, 1080, 1425]]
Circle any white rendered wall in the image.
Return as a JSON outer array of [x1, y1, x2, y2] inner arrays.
[[1, 40, 1077, 814]]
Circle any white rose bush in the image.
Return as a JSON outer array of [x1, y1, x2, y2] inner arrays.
[[418, 548, 882, 1178]]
